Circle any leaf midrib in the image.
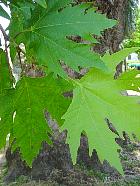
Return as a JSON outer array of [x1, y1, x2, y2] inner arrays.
[[33, 21, 95, 31], [32, 30, 98, 69]]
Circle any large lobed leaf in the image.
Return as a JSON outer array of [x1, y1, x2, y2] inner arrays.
[[62, 68, 140, 174], [10, 2, 116, 77], [62, 47, 140, 174], [0, 72, 72, 165]]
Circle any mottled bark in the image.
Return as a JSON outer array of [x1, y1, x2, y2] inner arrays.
[[94, 0, 129, 53]]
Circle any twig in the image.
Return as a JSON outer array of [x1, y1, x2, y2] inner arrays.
[[13, 29, 31, 40], [17, 45, 26, 56], [17, 46, 23, 71], [0, 24, 13, 78], [13, 32, 23, 40]]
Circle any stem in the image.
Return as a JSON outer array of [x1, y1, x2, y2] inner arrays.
[[17, 50, 23, 70], [13, 29, 31, 40], [0, 24, 13, 79], [17, 46, 24, 71]]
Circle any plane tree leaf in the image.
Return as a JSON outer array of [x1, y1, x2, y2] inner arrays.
[[13, 74, 72, 165], [62, 68, 140, 174], [12, 76, 52, 165], [0, 73, 72, 166], [11, 4, 116, 77]]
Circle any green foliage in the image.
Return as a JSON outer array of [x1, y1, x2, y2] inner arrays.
[[0, 0, 140, 174], [62, 68, 123, 173], [0, 50, 13, 149], [62, 65, 140, 174], [0, 70, 72, 165], [0, 49, 12, 91], [10, 2, 116, 77]]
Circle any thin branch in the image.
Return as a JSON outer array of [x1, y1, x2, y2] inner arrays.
[[0, 24, 13, 78], [17, 45, 26, 55], [13, 29, 31, 40], [17, 46, 23, 71], [13, 32, 23, 40]]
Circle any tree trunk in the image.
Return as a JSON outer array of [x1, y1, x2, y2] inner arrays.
[[5, 0, 136, 184]]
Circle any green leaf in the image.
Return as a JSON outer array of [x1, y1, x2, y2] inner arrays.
[[0, 49, 12, 92], [9, 6, 25, 44], [9, 1, 35, 46], [0, 90, 14, 149], [42, 74, 73, 126], [34, 0, 47, 9], [0, 73, 72, 166], [62, 68, 140, 174], [0, 5, 10, 20], [0, 49, 13, 149], [31, 4, 116, 39], [102, 47, 140, 74], [22, 4, 116, 77], [13, 77, 52, 165]]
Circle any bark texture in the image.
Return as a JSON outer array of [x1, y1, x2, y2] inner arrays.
[[94, 0, 129, 53], [93, 0, 129, 78]]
